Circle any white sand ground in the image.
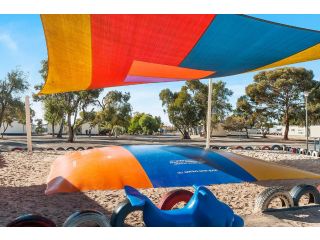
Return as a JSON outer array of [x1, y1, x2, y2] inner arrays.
[[0, 149, 320, 227]]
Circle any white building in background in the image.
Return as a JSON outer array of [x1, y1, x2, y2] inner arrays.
[[0, 121, 36, 135], [279, 125, 320, 138], [309, 126, 320, 138], [193, 123, 227, 137], [282, 125, 305, 137], [269, 125, 283, 135], [78, 123, 99, 135], [46, 122, 99, 135]]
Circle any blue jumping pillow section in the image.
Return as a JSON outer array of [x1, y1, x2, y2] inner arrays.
[[123, 145, 256, 188], [181, 15, 320, 77]]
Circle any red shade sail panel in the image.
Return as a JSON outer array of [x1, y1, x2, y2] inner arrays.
[[40, 14, 320, 94]]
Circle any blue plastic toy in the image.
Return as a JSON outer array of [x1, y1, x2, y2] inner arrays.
[[124, 185, 244, 227]]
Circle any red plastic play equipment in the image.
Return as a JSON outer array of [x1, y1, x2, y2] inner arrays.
[[158, 189, 194, 210], [7, 214, 56, 227]]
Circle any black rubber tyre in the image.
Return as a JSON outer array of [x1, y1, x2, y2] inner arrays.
[[11, 147, 23, 152], [34, 147, 45, 151], [87, 146, 94, 150], [110, 199, 144, 227], [66, 147, 76, 151], [63, 210, 110, 227], [7, 214, 56, 227], [290, 184, 320, 206], [219, 146, 227, 150], [271, 145, 281, 150], [290, 148, 297, 153], [261, 146, 271, 150], [299, 148, 306, 155], [46, 148, 55, 151], [76, 147, 85, 151], [56, 147, 65, 151], [312, 151, 319, 157], [244, 146, 254, 150], [210, 146, 219, 150], [254, 187, 294, 213]]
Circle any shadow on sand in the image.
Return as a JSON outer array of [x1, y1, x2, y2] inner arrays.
[[0, 184, 113, 227], [264, 205, 320, 224], [0, 154, 7, 169]]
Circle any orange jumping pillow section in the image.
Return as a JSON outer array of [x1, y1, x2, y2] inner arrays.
[[45, 146, 153, 194], [128, 61, 214, 80]]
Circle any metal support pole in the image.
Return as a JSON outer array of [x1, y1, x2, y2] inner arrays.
[[25, 96, 32, 153], [205, 79, 213, 149], [305, 95, 309, 151]]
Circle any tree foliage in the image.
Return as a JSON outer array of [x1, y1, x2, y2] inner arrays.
[[96, 91, 132, 137], [43, 97, 65, 137], [186, 80, 233, 133], [246, 67, 315, 140], [35, 119, 45, 134], [128, 112, 161, 135], [159, 86, 199, 139], [0, 99, 30, 137], [223, 96, 255, 138], [160, 80, 232, 139], [34, 60, 102, 142], [0, 68, 29, 135]]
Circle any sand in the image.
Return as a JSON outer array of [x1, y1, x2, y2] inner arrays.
[[0, 149, 320, 227]]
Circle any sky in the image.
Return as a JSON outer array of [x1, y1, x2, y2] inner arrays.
[[1, 14, 320, 125]]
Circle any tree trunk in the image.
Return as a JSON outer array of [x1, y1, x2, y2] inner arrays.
[[1, 123, 9, 139], [283, 111, 289, 140], [68, 126, 74, 142], [182, 130, 191, 139], [57, 120, 64, 138], [262, 131, 267, 138], [52, 122, 55, 138], [67, 114, 74, 143], [245, 128, 249, 139]]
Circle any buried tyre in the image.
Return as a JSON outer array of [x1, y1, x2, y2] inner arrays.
[[7, 214, 56, 227], [158, 189, 193, 210], [110, 199, 144, 227], [254, 187, 294, 213], [63, 210, 110, 227], [261, 146, 271, 150], [290, 184, 320, 206], [271, 145, 281, 150]]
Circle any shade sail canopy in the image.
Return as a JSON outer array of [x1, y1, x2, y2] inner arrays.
[[46, 145, 320, 194], [40, 14, 320, 94]]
